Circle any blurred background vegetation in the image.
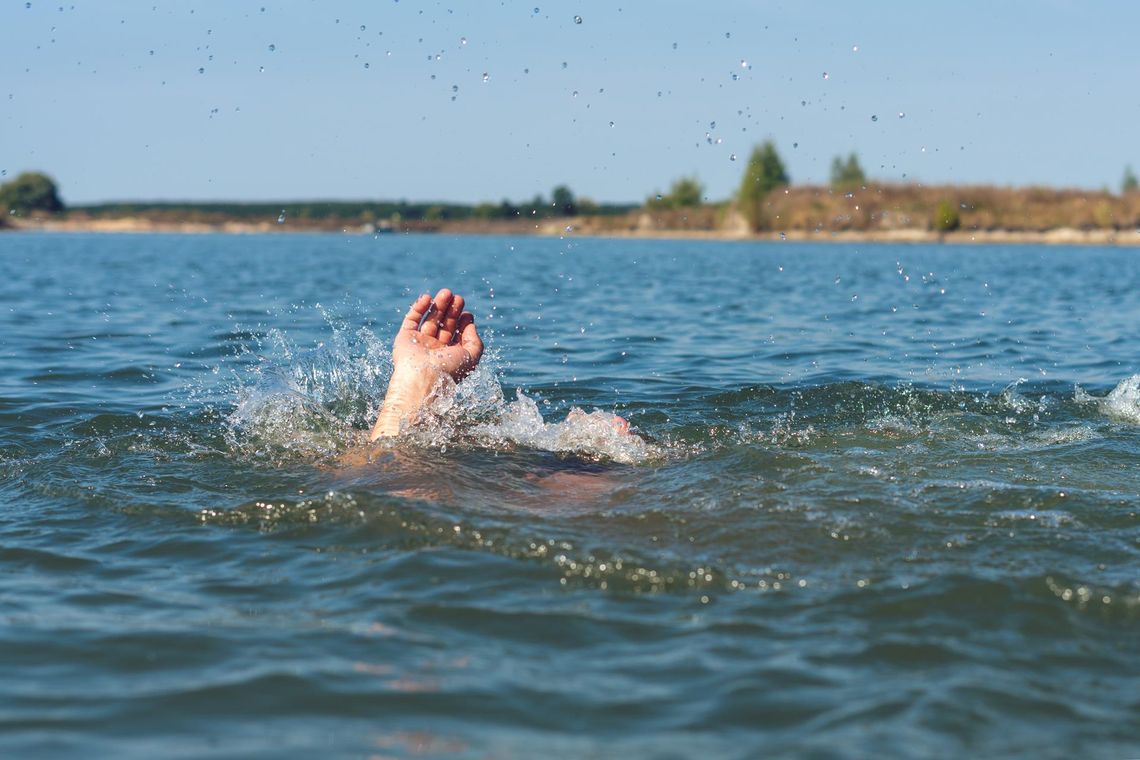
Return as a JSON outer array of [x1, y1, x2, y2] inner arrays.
[[5, 146, 1140, 235]]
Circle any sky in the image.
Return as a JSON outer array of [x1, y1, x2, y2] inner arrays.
[[2, 0, 1138, 206]]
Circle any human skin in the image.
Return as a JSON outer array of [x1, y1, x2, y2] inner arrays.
[[369, 288, 484, 440]]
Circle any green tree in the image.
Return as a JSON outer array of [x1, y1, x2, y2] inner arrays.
[[737, 141, 789, 231], [933, 200, 960, 232], [0, 171, 64, 215], [551, 185, 577, 216], [1122, 165, 1139, 194], [667, 176, 703, 207], [829, 152, 866, 190]]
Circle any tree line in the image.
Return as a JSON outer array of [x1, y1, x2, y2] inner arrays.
[[5, 155, 1140, 233]]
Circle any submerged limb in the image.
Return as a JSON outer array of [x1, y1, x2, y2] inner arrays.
[[371, 288, 484, 440]]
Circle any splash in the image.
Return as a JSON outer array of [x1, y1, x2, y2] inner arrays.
[[468, 390, 655, 464], [224, 307, 658, 464], [1077, 374, 1140, 424], [1099, 374, 1140, 423]]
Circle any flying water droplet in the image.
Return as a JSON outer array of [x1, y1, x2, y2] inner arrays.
[[363, 62, 369, 69], [268, 43, 276, 52], [608, 120, 615, 127], [258, 66, 265, 73], [898, 111, 905, 119], [277, 210, 286, 224], [740, 59, 747, 68], [822, 71, 829, 80], [561, 61, 568, 69], [197, 67, 205, 74], [359, 24, 366, 31], [533, 6, 540, 14], [460, 36, 467, 45], [451, 84, 458, 93], [870, 114, 878, 122], [729, 153, 737, 161], [573, 15, 582, 24], [852, 44, 859, 52], [482, 72, 489, 82]]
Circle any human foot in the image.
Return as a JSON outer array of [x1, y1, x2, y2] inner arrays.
[[370, 288, 483, 439]]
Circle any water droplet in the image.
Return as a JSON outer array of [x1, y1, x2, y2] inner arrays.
[[740, 59, 747, 68], [870, 114, 878, 122], [451, 84, 458, 92], [729, 153, 737, 161], [561, 61, 568, 69], [363, 62, 369, 69], [460, 36, 467, 45], [268, 43, 276, 52], [897, 111, 905, 119], [792, 142, 798, 148], [725, 31, 731, 39], [574, 15, 582, 24], [822, 71, 829, 80], [25, 2, 31, 8], [197, 67, 205, 74], [852, 44, 859, 52], [672, 42, 678, 50], [571, 90, 578, 97], [608, 120, 615, 127], [656, 194, 663, 201], [533, 6, 540, 14], [258, 66, 265, 73], [779, 232, 787, 240], [359, 24, 366, 31], [482, 72, 489, 82], [277, 210, 286, 224]]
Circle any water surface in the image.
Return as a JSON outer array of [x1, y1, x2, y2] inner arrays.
[[1, 232, 1138, 757]]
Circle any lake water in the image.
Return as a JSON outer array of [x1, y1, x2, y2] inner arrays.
[[1, 231, 1137, 758]]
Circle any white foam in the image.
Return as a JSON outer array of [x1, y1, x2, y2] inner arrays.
[[1098, 374, 1140, 424], [470, 390, 656, 465]]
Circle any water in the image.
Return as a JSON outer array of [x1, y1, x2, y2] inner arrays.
[[1, 232, 1138, 758]]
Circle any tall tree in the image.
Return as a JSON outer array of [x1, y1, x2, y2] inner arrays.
[[737, 141, 789, 231], [830, 152, 866, 190], [0, 172, 64, 214], [551, 185, 577, 216], [1122, 165, 1139, 194]]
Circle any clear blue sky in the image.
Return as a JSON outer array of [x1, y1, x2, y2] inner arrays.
[[3, 0, 1137, 205]]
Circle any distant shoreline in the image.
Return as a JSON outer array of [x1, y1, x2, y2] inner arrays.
[[7, 215, 1140, 246]]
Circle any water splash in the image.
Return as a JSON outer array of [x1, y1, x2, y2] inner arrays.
[[1080, 374, 1140, 423], [224, 307, 658, 465]]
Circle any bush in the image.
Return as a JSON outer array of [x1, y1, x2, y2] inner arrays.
[[933, 200, 960, 232]]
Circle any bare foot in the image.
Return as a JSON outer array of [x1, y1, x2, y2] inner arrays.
[[370, 288, 484, 439]]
